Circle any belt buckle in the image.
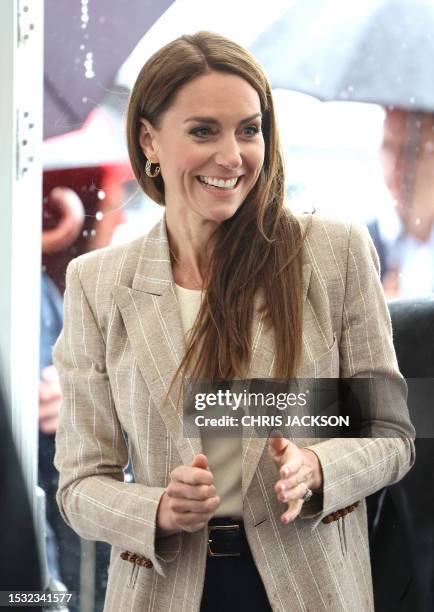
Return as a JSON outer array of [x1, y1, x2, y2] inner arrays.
[[207, 524, 241, 558]]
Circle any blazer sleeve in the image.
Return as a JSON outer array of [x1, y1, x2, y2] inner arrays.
[[302, 221, 416, 527], [53, 258, 175, 576]]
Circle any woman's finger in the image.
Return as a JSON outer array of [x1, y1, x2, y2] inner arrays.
[[279, 482, 309, 503], [275, 467, 311, 498], [168, 481, 217, 501], [267, 433, 289, 461], [280, 499, 303, 524], [169, 495, 220, 515], [170, 465, 214, 486]]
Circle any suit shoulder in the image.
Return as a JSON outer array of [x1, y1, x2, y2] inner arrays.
[[296, 212, 352, 240], [296, 213, 371, 251], [67, 235, 144, 283]]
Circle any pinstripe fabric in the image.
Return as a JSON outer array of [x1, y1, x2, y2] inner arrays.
[[53, 214, 415, 612]]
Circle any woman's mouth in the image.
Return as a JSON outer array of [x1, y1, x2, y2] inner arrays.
[[197, 175, 242, 191]]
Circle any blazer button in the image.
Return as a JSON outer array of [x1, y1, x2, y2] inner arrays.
[[322, 514, 334, 524]]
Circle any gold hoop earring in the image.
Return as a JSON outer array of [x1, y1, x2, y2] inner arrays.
[[145, 159, 161, 178]]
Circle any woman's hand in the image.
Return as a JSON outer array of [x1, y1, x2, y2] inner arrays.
[[156, 454, 220, 537], [268, 435, 323, 524]]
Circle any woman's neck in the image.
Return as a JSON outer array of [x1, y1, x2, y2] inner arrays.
[[165, 210, 216, 289]]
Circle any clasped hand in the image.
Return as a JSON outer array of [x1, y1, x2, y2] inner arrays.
[[268, 434, 323, 524], [156, 437, 323, 536]]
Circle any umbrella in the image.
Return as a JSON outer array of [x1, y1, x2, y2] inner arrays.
[[250, 0, 434, 111], [115, 0, 297, 89], [44, 0, 175, 139]]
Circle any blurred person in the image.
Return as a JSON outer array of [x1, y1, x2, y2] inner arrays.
[[40, 170, 128, 611], [40, 187, 85, 594], [369, 108, 434, 297], [53, 32, 414, 612], [0, 379, 42, 606]]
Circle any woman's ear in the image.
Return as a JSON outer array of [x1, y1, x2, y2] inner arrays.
[[139, 118, 158, 162]]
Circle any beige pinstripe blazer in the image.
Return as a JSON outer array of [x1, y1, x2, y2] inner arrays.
[[53, 214, 415, 612]]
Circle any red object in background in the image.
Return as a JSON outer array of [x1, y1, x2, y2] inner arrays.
[[43, 162, 133, 294]]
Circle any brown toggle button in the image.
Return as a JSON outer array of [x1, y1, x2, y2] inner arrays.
[[120, 551, 153, 569], [322, 501, 359, 524]]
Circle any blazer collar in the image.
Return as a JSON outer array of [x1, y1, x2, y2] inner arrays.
[[112, 216, 312, 494]]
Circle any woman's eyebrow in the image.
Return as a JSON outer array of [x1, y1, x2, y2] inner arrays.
[[183, 112, 262, 125]]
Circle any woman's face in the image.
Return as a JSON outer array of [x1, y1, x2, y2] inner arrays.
[[139, 71, 265, 225]]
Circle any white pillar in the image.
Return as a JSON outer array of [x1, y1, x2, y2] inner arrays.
[[0, 0, 43, 510]]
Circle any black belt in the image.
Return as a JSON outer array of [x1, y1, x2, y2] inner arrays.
[[207, 517, 247, 558]]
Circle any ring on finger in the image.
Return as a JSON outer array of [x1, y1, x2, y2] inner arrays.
[[302, 485, 313, 503]]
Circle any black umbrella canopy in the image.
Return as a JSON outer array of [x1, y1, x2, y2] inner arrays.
[[251, 0, 434, 112], [44, 0, 175, 139]]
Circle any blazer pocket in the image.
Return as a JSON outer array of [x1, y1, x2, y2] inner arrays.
[[297, 333, 339, 378]]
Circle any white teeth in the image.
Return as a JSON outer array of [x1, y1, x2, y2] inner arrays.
[[199, 176, 238, 189]]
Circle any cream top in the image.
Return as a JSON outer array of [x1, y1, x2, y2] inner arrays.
[[174, 283, 243, 518]]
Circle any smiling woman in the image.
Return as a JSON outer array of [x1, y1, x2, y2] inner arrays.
[[53, 31, 415, 612], [138, 71, 265, 229]]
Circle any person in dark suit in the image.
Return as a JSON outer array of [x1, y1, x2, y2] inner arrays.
[[0, 381, 42, 595], [368, 300, 434, 612], [366, 106, 434, 612]]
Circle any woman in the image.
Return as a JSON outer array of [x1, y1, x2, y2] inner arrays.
[[54, 32, 415, 611]]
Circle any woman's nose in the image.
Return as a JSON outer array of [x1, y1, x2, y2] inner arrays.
[[214, 136, 242, 169]]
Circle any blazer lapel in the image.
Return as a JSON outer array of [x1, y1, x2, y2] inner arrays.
[[111, 216, 311, 495], [111, 218, 203, 466], [241, 263, 312, 498]]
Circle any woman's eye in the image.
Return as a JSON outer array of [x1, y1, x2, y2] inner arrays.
[[190, 127, 212, 138], [243, 125, 261, 136]]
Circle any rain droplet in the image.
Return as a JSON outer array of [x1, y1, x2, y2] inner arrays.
[[401, 42, 407, 49], [95, 211, 104, 221], [97, 190, 106, 200], [415, 218, 420, 226], [85, 71, 95, 79], [347, 85, 354, 93], [80, 44, 85, 50], [81, 14, 89, 23], [83, 229, 88, 237], [81, 23, 87, 29], [86, 52, 92, 59], [82, 96, 88, 103], [90, 229, 96, 237], [409, 96, 415, 105]]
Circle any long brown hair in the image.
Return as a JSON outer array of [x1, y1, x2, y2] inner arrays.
[[127, 31, 307, 381]]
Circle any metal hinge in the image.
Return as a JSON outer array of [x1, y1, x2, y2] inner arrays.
[[16, 109, 37, 179], [17, 0, 36, 47]]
